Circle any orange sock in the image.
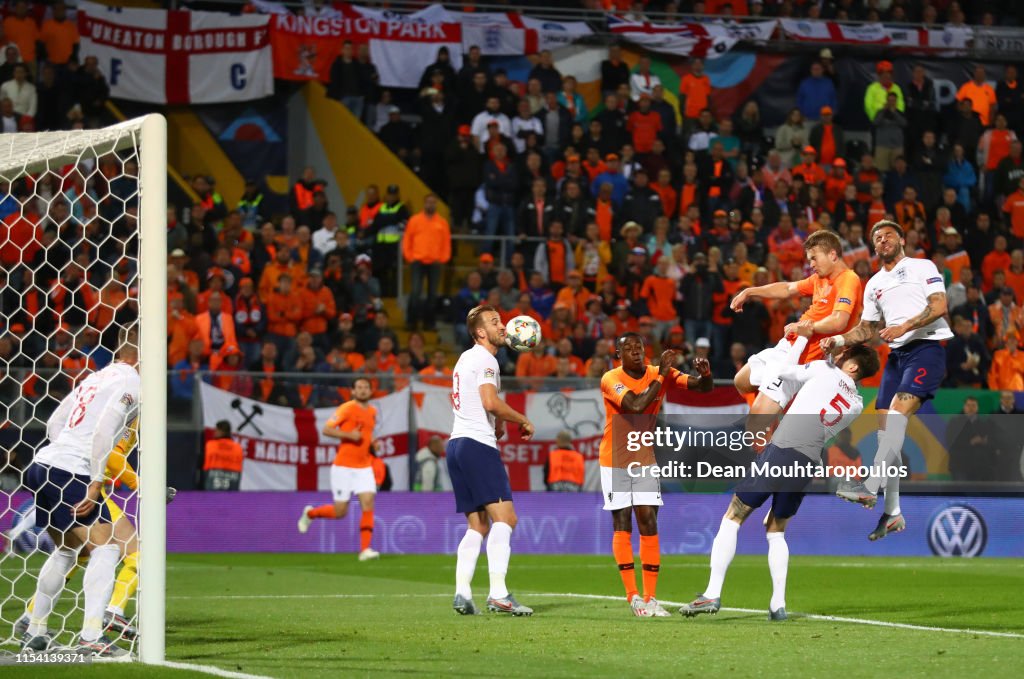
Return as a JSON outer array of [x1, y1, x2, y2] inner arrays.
[[308, 504, 336, 520], [612, 531, 637, 600], [640, 534, 660, 602], [359, 511, 374, 551], [743, 391, 757, 407]]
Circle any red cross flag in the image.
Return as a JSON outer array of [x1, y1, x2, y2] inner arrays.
[[78, 1, 273, 105], [200, 383, 412, 491]]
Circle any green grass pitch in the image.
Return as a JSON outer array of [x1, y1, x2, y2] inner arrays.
[[3, 552, 1023, 678]]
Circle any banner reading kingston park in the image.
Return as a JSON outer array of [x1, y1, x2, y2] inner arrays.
[[200, 383, 411, 491], [77, 1, 273, 105], [268, 7, 462, 88]]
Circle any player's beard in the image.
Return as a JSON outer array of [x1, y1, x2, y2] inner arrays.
[[485, 328, 505, 349], [878, 244, 902, 264]]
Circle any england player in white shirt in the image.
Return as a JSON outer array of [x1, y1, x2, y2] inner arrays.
[[22, 339, 141, 656], [447, 305, 536, 616], [821, 220, 953, 541], [683, 344, 879, 621]]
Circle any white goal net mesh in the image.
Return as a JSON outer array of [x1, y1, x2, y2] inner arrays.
[[0, 119, 158, 658]]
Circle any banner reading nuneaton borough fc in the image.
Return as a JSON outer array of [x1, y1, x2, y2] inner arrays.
[[200, 383, 411, 491], [77, 1, 273, 104], [269, 5, 462, 88]]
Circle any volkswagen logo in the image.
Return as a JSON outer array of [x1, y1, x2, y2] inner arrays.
[[927, 503, 987, 557]]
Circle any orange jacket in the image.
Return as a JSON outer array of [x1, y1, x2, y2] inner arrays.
[[258, 262, 307, 300], [168, 310, 200, 366], [90, 285, 127, 331], [299, 285, 336, 335], [515, 352, 557, 378], [402, 212, 452, 264], [988, 349, 1024, 391], [195, 311, 238, 358], [547, 448, 585, 486], [640, 275, 678, 321], [204, 437, 245, 473], [265, 291, 304, 336], [989, 302, 1024, 342]]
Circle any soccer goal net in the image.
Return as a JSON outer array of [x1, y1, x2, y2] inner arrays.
[[0, 115, 167, 662]]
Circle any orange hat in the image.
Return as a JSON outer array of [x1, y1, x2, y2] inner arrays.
[[568, 269, 582, 278], [567, 155, 580, 163], [669, 325, 683, 335], [833, 158, 847, 167], [239, 277, 254, 287], [639, 316, 655, 325], [820, 105, 833, 115], [605, 153, 619, 161], [457, 124, 471, 136], [876, 60, 893, 73], [802, 145, 816, 155], [479, 253, 494, 263], [713, 209, 728, 217], [742, 221, 756, 231]]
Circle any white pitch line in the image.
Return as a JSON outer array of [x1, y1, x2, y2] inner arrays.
[[548, 592, 1024, 640], [166, 591, 1024, 640], [155, 660, 275, 679]]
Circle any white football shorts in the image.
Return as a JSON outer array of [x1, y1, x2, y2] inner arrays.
[[600, 465, 663, 511], [330, 465, 376, 502]]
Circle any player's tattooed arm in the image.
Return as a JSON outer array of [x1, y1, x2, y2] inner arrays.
[[879, 292, 947, 342], [843, 319, 882, 345]]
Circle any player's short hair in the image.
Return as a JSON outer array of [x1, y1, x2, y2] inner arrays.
[[215, 419, 231, 436], [870, 219, 904, 240], [615, 332, 644, 357], [352, 376, 372, 390], [466, 304, 499, 339], [842, 344, 880, 380], [804, 230, 842, 256]]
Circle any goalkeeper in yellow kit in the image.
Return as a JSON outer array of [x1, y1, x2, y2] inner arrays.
[[14, 418, 174, 641]]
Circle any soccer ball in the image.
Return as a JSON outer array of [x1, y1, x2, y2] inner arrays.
[[505, 315, 542, 352]]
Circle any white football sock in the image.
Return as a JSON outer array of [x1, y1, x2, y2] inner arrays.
[[880, 413, 907, 514], [704, 517, 740, 599], [7, 507, 37, 543], [27, 548, 77, 636], [487, 522, 513, 600], [784, 335, 808, 363], [866, 413, 908, 495], [455, 529, 483, 599], [767, 532, 789, 612], [80, 545, 119, 643]]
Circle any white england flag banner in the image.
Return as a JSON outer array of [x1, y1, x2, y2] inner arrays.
[[200, 383, 411, 491], [77, 0, 273, 104]]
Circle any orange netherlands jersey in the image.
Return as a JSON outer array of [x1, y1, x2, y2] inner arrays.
[[599, 365, 689, 467], [327, 400, 377, 468], [795, 268, 863, 362]]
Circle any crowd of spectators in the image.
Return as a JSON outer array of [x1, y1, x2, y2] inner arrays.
[[330, 37, 1024, 396], [0, 1, 111, 132], [3, 1, 1024, 421]]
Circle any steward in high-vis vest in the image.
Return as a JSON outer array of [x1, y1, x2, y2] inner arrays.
[[290, 166, 327, 216], [545, 431, 585, 492], [372, 184, 410, 296], [237, 179, 265, 230], [204, 420, 245, 490]]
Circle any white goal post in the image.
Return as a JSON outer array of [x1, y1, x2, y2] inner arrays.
[[0, 115, 167, 662]]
